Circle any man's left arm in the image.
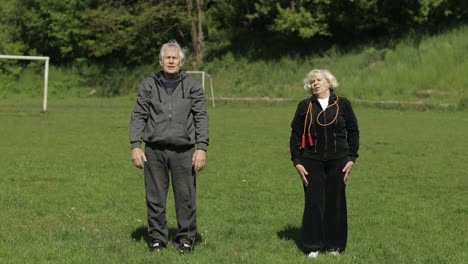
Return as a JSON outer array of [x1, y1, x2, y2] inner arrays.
[[190, 80, 209, 171]]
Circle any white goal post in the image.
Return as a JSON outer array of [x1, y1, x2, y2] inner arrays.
[[0, 57, 214, 110], [186, 71, 215, 108], [0, 55, 50, 112]]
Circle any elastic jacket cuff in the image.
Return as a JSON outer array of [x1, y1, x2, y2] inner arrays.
[[131, 141, 142, 149], [197, 143, 208, 152], [349, 156, 357, 163], [292, 158, 301, 167]]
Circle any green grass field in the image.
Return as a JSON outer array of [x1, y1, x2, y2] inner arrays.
[[0, 98, 467, 263]]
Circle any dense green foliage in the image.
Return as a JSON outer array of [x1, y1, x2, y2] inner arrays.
[[0, 99, 467, 263], [0, 0, 466, 64], [1, 26, 467, 109], [0, 1, 467, 104], [0, 0, 188, 65]]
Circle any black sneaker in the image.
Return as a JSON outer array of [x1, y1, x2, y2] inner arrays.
[[177, 241, 193, 254], [149, 240, 166, 252]]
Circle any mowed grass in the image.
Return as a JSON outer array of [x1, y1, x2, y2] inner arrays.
[[0, 98, 466, 264]]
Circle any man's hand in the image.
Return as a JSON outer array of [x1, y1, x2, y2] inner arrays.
[[295, 164, 309, 187], [131, 148, 147, 169], [342, 161, 354, 184], [192, 149, 206, 172]]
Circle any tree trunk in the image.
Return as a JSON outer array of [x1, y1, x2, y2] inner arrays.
[[186, 0, 204, 66], [196, 0, 205, 64]]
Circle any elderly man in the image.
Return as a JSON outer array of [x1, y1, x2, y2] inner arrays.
[[130, 40, 209, 254]]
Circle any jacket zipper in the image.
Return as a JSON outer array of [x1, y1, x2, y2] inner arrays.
[[168, 94, 172, 120], [313, 119, 317, 152], [333, 132, 337, 152], [334, 108, 338, 152], [323, 109, 327, 160]]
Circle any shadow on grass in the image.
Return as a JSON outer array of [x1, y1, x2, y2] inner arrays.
[[277, 225, 303, 252], [131, 226, 203, 246]]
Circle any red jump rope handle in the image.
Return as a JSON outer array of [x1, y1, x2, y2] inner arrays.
[[301, 135, 306, 149], [308, 134, 314, 146]]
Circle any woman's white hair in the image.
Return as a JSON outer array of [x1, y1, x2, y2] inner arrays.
[[159, 40, 186, 63], [303, 69, 339, 94]]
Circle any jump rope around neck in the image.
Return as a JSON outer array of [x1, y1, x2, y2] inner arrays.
[[301, 96, 340, 149]]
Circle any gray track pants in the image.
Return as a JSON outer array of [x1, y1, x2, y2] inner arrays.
[[144, 144, 196, 245]]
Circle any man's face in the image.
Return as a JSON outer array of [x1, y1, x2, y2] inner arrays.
[[160, 47, 182, 77]]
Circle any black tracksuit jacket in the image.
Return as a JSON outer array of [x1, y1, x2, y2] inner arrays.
[[290, 92, 359, 166]]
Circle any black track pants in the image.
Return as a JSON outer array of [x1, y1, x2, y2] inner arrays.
[[144, 144, 196, 245], [301, 156, 348, 253]]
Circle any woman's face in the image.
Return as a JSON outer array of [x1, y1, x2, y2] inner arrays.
[[310, 74, 331, 97]]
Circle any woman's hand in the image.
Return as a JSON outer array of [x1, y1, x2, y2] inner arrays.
[[342, 161, 354, 184], [295, 164, 309, 186]]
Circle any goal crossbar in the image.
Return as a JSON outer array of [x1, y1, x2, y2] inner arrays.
[[0, 55, 50, 112]]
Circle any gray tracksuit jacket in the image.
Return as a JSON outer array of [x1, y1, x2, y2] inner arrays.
[[130, 70, 209, 150]]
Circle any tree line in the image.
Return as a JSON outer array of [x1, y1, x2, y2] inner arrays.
[[0, 0, 466, 67]]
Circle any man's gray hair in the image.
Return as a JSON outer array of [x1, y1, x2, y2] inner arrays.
[[303, 69, 339, 94], [159, 40, 186, 62]]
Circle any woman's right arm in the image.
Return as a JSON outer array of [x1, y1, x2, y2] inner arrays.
[[289, 101, 305, 166], [290, 101, 310, 186]]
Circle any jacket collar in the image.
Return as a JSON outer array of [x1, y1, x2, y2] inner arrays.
[[153, 70, 188, 82], [150, 70, 188, 102], [310, 90, 337, 103]]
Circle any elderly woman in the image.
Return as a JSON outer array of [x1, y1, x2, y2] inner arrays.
[[289, 69, 359, 258]]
